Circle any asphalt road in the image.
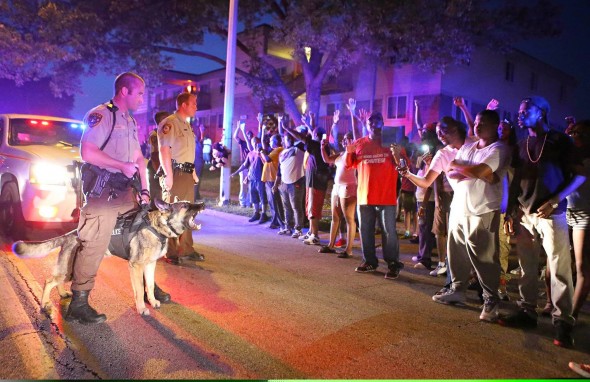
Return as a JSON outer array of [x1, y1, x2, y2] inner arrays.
[[0, 208, 588, 379]]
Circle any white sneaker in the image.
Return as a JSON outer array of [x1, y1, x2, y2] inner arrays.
[[437, 263, 448, 275], [303, 234, 320, 245], [291, 229, 303, 238], [298, 231, 311, 241], [479, 299, 499, 322], [278, 228, 292, 235], [430, 262, 445, 277], [432, 289, 465, 304]]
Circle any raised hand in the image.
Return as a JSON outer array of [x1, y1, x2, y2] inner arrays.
[[346, 98, 357, 114], [333, 109, 340, 124], [486, 98, 499, 110], [453, 96, 466, 108], [257, 112, 263, 123], [358, 108, 371, 124]]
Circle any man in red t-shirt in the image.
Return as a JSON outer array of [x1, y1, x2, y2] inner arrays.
[[346, 112, 403, 279]]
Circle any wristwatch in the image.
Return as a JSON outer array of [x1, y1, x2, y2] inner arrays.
[[550, 201, 559, 209]]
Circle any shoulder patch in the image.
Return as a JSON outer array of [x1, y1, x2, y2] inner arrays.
[[87, 113, 103, 128], [161, 123, 172, 135]]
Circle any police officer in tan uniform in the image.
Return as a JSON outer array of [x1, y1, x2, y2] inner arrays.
[[65, 72, 150, 324], [158, 92, 202, 264]]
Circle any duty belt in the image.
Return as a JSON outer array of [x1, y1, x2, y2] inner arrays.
[[173, 162, 195, 173]]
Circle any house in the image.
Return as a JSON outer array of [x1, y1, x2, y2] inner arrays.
[[143, 26, 577, 164]]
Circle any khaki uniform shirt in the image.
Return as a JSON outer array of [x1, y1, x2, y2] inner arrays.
[[81, 102, 140, 173], [157, 112, 196, 164]]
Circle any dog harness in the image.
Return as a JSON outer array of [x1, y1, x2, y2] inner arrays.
[[108, 205, 166, 260]]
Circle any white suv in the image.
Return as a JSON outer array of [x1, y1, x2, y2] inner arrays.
[[0, 114, 84, 238]]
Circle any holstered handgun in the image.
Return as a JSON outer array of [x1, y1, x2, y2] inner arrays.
[[81, 163, 111, 198]]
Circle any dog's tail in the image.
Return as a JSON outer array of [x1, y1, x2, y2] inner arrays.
[[12, 230, 78, 259]]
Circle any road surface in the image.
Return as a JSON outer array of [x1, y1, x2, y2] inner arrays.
[[0, 208, 588, 379]]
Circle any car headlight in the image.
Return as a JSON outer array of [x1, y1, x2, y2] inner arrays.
[[30, 163, 69, 185]]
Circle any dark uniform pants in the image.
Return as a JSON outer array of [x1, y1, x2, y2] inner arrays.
[[163, 170, 195, 258], [72, 189, 136, 291]]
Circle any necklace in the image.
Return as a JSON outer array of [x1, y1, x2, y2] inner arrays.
[[526, 133, 548, 163]]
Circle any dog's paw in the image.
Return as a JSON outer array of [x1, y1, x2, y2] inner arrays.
[[151, 299, 161, 309], [41, 303, 54, 317], [138, 307, 151, 316]]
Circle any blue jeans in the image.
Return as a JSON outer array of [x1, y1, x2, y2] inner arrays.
[[358, 205, 400, 268]]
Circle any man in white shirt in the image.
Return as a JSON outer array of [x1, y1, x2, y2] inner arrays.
[[432, 110, 510, 322]]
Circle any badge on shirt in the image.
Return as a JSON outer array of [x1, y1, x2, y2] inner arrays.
[[87, 113, 103, 128], [161, 123, 171, 135]]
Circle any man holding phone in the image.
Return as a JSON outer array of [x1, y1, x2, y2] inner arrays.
[[346, 112, 404, 280]]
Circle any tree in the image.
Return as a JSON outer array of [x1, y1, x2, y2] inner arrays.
[[1, 0, 560, 121]]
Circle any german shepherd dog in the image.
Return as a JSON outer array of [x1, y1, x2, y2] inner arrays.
[[13, 199, 205, 316]]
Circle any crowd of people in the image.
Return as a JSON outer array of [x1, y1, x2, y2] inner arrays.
[[231, 95, 589, 350], [65, 71, 588, 372]]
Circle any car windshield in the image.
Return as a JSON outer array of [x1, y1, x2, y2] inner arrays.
[[8, 118, 83, 147]]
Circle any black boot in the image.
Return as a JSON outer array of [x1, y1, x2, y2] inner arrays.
[[144, 282, 171, 304], [65, 290, 106, 324]]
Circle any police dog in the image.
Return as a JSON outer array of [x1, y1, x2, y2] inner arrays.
[[13, 199, 205, 316]]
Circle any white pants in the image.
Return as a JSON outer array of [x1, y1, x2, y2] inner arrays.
[[516, 212, 574, 325]]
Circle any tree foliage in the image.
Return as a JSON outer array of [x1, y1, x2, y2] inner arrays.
[[0, 0, 561, 119]]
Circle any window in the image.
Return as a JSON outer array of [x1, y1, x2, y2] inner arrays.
[[387, 96, 407, 119], [530, 72, 538, 91], [199, 83, 210, 94], [505, 61, 515, 82], [373, 99, 383, 114], [219, 80, 225, 93]]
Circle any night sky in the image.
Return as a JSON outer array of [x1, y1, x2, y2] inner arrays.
[[72, 0, 590, 120]]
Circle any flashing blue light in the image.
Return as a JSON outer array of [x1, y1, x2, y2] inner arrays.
[[70, 123, 79, 128]]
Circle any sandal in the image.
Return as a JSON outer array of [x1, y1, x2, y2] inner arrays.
[[318, 245, 336, 254]]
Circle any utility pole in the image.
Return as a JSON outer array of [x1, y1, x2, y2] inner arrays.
[[219, 0, 238, 206]]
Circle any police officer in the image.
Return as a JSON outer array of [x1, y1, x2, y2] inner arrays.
[[158, 92, 202, 264], [66, 72, 150, 324]]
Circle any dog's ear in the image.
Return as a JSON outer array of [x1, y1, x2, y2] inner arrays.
[[154, 198, 171, 212], [174, 196, 180, 203]]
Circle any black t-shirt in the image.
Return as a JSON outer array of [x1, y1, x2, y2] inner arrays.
[[508, 129, 582, 216], [305, 135, 330, 191]]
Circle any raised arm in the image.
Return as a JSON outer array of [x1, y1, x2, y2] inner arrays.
[[233, 120, 242, 142], [454, 96, 474, 135], [320, 137, 339, 164], [277, 114, 285, 136], [347, 98, 360, 141], [330, 109, 340, 145], [256, 112, 263, 139], [283, 119, 307, 142], [358, 108, 370, 137]]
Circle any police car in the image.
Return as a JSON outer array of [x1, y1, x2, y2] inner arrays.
[[0, 114, 84, 238]]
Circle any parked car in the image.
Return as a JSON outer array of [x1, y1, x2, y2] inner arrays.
[[0, 114, 84, 239]]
